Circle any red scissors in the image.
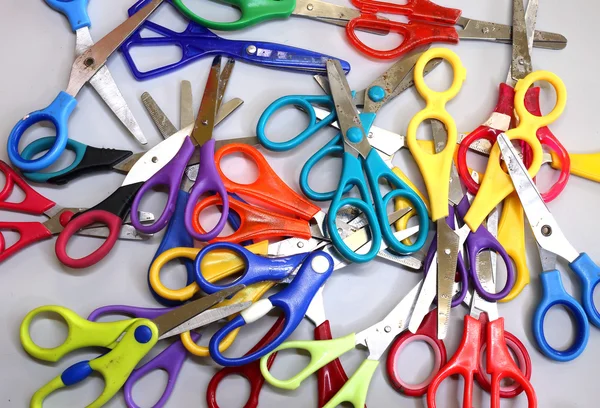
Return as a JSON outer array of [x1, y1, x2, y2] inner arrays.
[[456, 0, 569, 202], [0, 160, 152, 264]]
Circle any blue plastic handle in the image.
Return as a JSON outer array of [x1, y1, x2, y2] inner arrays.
[[8, 91, 76, 172], [532, 270, 590, 362], [256, 95, 336, 152], [194, 242, 308, 294], [45, 0, 91, 31], [570, 253, 600, 328], [21, 137, 87, 183], [148, 189, 195, 307], [209, 251, 334, 366]]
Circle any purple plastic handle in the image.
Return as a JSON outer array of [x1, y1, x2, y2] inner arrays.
[[423, 204, 468, 307], [131, 137, 196, 234], [124, 332, 201, 408], [455, 196, 516, 301], [184, 139, 229, 241], [87, 305, 177, 321]]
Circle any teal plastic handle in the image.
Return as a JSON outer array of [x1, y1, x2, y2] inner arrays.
[[21, 137, 87, 183], [172, 0, 296, 30], [257, 95, 335, 152], [570, 252, 600, 328]]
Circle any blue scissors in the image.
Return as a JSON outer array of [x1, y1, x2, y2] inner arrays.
[[121, 0, 351, 80], [498, 133, 600, 362], [257, 55, 431, 263]]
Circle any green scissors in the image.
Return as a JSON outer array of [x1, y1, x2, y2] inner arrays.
[[20, 285, 250, 408]]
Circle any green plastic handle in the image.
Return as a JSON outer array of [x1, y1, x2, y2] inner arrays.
[[29, 318, 158, 408], [260, 333, 356, 390], [323, 359, 380, 408], [20, 306, 134, 362], [172, 0, 296, 30]]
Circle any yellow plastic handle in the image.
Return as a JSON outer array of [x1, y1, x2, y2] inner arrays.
[[20, 306, 134, 363], [464, 70, 567, 231], [392, 167, 430, 245], [551, 151, 600, 183], [498, 193, 530, 302], [406, 48, 466, 221]]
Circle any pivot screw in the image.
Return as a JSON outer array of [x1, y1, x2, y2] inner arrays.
[[307, 3, 314, 10], [246, 45, 257, 55], [384, 326, 391, 333], [541, 225, 552, 236], [151, 156, 158, 163], [84, 57, 95, 67]]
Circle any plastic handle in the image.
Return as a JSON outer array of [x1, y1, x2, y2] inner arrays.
[[209, 251, 335, 366], [185, 140, 230, 241], [124, 333, 198, 408], [172, 0, 295, 30], [194, 242, 306, 293], [131, 137, 195, 234], [8, 91, 76, 172], [391, 167, 431, 245], [215, 143, 320, 221], [464, 71, 567, 231], [327, 151, 381, 263], [554, 152, 600, 183], [0, 160, 56, 214], [206, 316, 286, 408], [570, 253, 600, 328], [498, 193, 530, 302], [260, 333, 357, 390], [22, 137, 133, 185], [533, 270, 590, 361], [386, 311, 446, 397], [20, 305, 134, 362], [350, 0, 461, 24], [45, 0, 91, 30], [0, 221, 53, 264], [88, 305, 175, 322], [193, 195, 312, 244], [406, 47, 466, 220], [257, 95, 336, 152], [346, 18, 459, 60]]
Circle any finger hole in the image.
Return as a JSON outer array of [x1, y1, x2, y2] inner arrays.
[[261, 102, 313, 146], [21, 138, 77, 177], [27, 311, 69, 350], [219, 151, 259, 186], [419, 59, 456, 94], [0, 170, 25, 204], [390, 336, 439, 395], [194, 196, 238, 239], [214, 374, 252, 408], [304, 149, 343, 199], [478, 342, 526, 394], [264, 345, 313, 383], [130, 369, 169, 408], [197, 244, 249, 288], [350, 19, 403, 54], [542, 304, 578, 352], [45, 372, 105, 407], [129, 43, 183, 75]]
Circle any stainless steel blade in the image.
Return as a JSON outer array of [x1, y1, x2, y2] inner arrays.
[[180, 80, 194, 128], [436, 219, 460, 339], [142, 92, 178, 138]]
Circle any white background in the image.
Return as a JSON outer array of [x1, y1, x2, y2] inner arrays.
[[0, 0, 598, 407]]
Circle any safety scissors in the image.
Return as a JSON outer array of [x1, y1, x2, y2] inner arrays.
[[498, 133, 600, 362], [44, 0, 145, 145], [7, 0, 165, 172], [121, 0, 351, 80], [427, 215, 536, 408], [171, 0, 566, 60], [0, 160, 154, 265], [20, 285, 250, 408]]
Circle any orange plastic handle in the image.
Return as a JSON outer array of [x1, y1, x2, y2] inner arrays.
[[215, 143, 320, 220], [193, 196, 311, 243]]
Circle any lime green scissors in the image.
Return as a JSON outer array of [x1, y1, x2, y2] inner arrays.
[[20, 285, 250, 408]]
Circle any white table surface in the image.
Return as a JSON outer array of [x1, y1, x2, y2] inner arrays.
[[1, 0, 598, 407]]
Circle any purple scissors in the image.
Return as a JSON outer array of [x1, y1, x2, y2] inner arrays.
[[88, 305, 197, 408], [129, 56, 232, 240]]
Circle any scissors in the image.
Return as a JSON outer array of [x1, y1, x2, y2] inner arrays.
[[20, 285, 251, 408], [121, 0, 351, 80], [498, 133, 600, 362], [43, 0, 145, 145], [427, 216, 536, 407], [7, 0, 165, 172], [171, 0, 566, 60], [0, 160, 154, 265]]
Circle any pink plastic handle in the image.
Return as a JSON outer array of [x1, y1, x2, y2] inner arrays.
[[0, 160, 55, 214], [0, 221, 53, 263], [55, 210, 123, 268]]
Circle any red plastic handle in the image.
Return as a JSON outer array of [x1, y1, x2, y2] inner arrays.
[[386, 310, 447, 397], [350, 0, 461, 24], [0, 160, 55, 214], [486, 318, 537, 408], [523, 87, 570, 202], [214, 144, 320, 221], [192, 196, 311, 244], [456, 83, 515, 194], [206, 316, 286, 408], [0, 221, 53, 263], [55, 210, 123, 268], [346, 17, 459, 60], [314, 321, 365, 407]]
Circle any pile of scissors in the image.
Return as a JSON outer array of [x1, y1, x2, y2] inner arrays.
[[7, 0, 600, 406]]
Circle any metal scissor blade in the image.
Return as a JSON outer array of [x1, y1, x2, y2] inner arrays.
[[180, 80, 194, 128], [154, 284, 247, 338], [436, 219, 460, 339], [408, 253, 437, 333], [510, 0, 533, 82], [142, 92, 178, 139], [497, 134, 579, 263]]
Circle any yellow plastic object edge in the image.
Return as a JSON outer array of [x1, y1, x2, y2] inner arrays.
[[406, 48, 466, 221], [392, 167, 430, 245], [464, 70, 567, 231], [498, 193, 530, 302], [551, 151, 600, 183]]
